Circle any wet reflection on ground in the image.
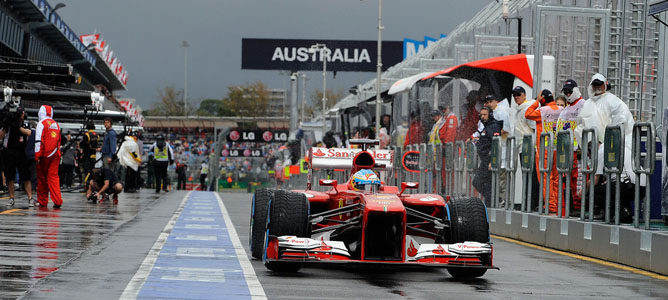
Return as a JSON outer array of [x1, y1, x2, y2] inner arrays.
[[0, 189, 157, 298]]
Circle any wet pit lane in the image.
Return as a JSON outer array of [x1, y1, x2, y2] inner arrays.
[[0, 189, 160, 299], [220, 192, 668, 300], [0, 190, 666, 299]]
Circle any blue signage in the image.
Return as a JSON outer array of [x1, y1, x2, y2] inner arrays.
[[403, 34, 446, 60]]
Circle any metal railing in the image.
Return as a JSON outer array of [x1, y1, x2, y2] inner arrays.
[[520, 134, 535, 212], [504, 137, 517, 210], [603, 125, 625, 224], [632, 122, 655, 229], [580, 128, 599, 221], [538, 132, 554, 215], [556, 130, 574, 218], [490, 136, 501, 208]]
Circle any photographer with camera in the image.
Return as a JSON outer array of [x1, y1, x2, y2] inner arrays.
[[86, 167, 123, 203], [0, 106, 34, 207]]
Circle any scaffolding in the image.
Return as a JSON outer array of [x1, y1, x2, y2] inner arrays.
[[341, 0, 663, 125]]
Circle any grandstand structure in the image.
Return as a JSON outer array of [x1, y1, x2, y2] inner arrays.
[[334, 0, 665, 125]]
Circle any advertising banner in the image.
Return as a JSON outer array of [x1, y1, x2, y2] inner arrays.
[[241, 38, 403, 72], [221, 148, 263, 157], [227, 129, 289, 143]]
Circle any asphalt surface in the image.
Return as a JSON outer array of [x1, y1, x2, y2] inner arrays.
[[0, 190, 666, 299]]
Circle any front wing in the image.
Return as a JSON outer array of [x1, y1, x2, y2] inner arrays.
[[264, 235, 498, 269]]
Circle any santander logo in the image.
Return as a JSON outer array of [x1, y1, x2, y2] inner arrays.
[[313, 149, 326, 157]]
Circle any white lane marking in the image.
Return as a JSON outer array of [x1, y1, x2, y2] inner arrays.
[[183, 224, 219, 229], [159, 267, 229, 283], [175, 235, 218, 241], [185, 217, 215, 222], [214, 192, 267, 300], [176, 247, 225, 258], [119, 191, 193, 300]]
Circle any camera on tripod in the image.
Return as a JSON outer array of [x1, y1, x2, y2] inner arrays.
[[0, 87, 22, 130]]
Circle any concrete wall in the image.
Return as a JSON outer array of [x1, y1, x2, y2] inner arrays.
[[488, 208, 668, 275]]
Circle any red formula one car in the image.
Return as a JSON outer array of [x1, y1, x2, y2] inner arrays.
[[249, 140, 496, 278]]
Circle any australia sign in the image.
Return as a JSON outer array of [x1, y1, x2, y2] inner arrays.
[[241, 38, 403, 72]]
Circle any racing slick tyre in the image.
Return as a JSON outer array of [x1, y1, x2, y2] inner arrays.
[[444, 196, 490, 279], [265, 190, 310, 272], [250, 188, 274, 259]]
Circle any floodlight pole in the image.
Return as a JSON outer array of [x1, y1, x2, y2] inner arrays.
[[375, 0, 383, 138], [182, 40, 189, 117]]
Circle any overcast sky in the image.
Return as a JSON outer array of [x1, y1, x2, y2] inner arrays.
[[58, 0, 492, 109]]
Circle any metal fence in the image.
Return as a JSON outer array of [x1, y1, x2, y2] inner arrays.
[[392, 124, 658, 229]]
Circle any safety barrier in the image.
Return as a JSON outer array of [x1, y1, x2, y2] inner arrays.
[[443, 142, 454, 195], [556, 130, 574, 218], [454, 140, 466, 197], [632, 122, 655, 229], [520, 134, 535, 212], [505, 136, 517, 211], [580, 128, 598, 221], [604, 125, 624, 225], [490, 136, 501, 208], [465, 140, 477, 197], [538, 132, 554, 215]]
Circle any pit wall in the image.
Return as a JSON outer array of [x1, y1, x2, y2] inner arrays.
[[488, 208, 668, 275]]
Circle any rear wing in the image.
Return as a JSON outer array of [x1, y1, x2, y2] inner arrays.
[[309, 147, 393, 170]]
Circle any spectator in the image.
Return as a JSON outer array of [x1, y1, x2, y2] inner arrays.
[[510, 86, 537, 209], [438, 104, 458, 144], [457, 90, 482, 141], [200, 160, 209, 191], [556, 79, 585, 216], [35, 105, 62, 208], [146, 155, 155, 189], [323, 131, 337, 148], [428, 110, 445, 144], [0, 106, 33, 207], [151, 135, 174, 193], [117, 134, 141, 193], [86, 167, 123, 203], [525, 89, 563, 214], [99, 117, 117, 171], [25, 121, 37, 192], [176, 162, 187, 190], [472, 107, 502, 205], [60, 132, 76, 189], [484, 95, 511, 204], [576, 73, 637, 222], [381, 114, 391, 132], [80, 121, 99, 183], [403, 112, 424, 147]]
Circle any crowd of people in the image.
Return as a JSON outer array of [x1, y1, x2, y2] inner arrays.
[[423, 73, 638, 221]]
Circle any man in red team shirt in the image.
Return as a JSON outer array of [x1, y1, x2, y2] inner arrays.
[[34, 105, 62, 208]]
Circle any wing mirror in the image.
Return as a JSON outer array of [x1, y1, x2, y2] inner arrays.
[[319, 179, 338, 192], [399, 182, 419, 196]]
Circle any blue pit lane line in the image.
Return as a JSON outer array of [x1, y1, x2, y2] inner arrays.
[[121, 191, 266, 300]]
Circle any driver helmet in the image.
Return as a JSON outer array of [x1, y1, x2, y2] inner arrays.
[[349, 169, 381, 192]]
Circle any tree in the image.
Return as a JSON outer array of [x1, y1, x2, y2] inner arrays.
[[144, 86, 189, 116], [305, 88, 347, 118], [196, 99, 224, 116], [221, 81, 270, 117]]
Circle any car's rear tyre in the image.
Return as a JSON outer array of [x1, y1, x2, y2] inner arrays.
[[265, 190, 309, 272], [250, 188, 274, 259], [444, 196, 490, 279]]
